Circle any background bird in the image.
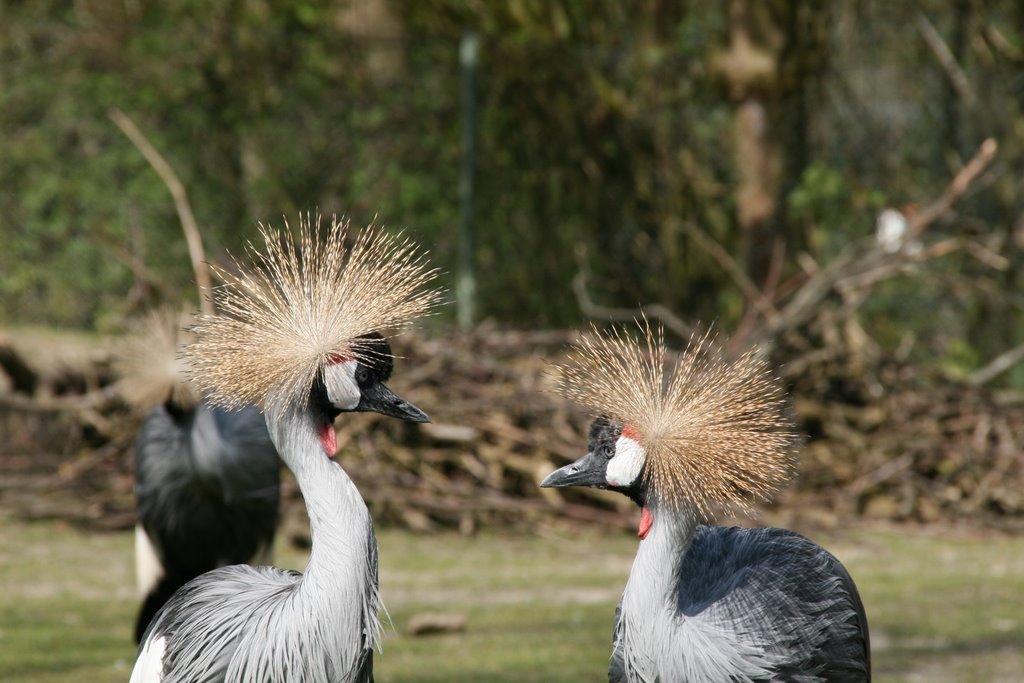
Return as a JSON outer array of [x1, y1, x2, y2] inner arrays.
[[117, 309, 283, 644], [130, 214, 442, 683], [541, 322, 871, 682]]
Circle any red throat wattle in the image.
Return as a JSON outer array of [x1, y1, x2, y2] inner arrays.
[[320, 423, 336, 458], [638, 507, 653, 539]]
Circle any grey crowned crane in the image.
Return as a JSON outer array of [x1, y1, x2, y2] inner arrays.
[[119, 310, 282, 644], [130, 215, 442, 683], [541, 323, 871, 682]]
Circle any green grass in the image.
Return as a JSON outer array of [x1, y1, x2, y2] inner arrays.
[[838, 529, 1024, 682], [368, 530, 634, 683], [1, 513, 1023, 682], [0, 516, 137, 682]]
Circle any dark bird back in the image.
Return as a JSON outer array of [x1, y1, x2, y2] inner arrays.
[[133, 402, 280, 642]]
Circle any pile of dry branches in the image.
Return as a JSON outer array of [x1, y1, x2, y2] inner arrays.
[[784, 343, 1024, 527], [2, 320, 1023, 534]]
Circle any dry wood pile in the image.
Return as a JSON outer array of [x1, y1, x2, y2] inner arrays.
[[782, 341, 1024, 528], [1, 323, 1023, 534], [0, 328, 134, 528], [327, 330, 638, 534]]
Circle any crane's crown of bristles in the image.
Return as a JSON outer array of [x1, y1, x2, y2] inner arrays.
[[115, 308, 199, 410], [186, 213, 443, 412], [553, 319, 799, 516]]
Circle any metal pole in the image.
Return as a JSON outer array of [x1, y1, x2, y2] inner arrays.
[[457, 31, 478, 330]]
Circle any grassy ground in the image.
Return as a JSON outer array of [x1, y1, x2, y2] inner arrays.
[[1, 513, 1022, 682]]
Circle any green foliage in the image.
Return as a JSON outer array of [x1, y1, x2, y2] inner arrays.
[[940, 336, 982, 381], [0, 0, 1021, 376]]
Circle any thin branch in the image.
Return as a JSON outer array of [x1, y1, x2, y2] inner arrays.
[[835, 238, 963, 294], [908, 137, 998, 236], [968, 343, 1024, 387], [985, 24, 1024, 62], [0, 385, 122, 413], [109, 108, 214, 315], [915, 11, 977, 107], [963, 239, 1010, 271], [571, 247, 694, 340], [677, 221, 780, 324], [759, 138, 999, 346], [92, 232, 178, 301]]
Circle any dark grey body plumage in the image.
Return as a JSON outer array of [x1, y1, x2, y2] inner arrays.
[[608, 524, 870, 682], [134, 402, 281, 642]]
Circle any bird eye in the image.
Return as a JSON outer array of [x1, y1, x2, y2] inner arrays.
[[355, 366, 371, 386]]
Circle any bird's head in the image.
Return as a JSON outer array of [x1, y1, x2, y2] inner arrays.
[[186, 213, 443, 459], [315, 332, 428, 424], [541, 320, 800, 538], [541, 416, 648, 507], [116, 308, 201, 415]]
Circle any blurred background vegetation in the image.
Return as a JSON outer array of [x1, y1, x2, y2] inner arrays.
[[2, 0, 1021, 384]]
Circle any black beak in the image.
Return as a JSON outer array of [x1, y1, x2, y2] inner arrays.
[[356, 382, 430, 423], [540, 451, 606, 489]]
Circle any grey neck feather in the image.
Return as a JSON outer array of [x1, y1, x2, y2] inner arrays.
[[262, 399, 382, 675], [616, 503, 696, 682], [615, 503, 777, 683]]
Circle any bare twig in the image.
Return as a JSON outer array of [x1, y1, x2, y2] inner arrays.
[[985, 24, 1024, 62], [915, 11, 977, 107], [835, 237, 963, 294], [0, 385, 122, 413], [963, 240, 1010, 271], [93, 232, 178, 301], [109, 108, 214, 315], [571, 247, 694, 339], [908, 138, 998, 236], [752, 138, 1000, 350], [968, 343, 1024, 387], [678, 221, 779, 324], [846, 453, 915, 498]]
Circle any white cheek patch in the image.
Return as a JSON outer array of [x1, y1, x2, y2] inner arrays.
[[607, 435, 646, 487], [323, 360, 360, 410]]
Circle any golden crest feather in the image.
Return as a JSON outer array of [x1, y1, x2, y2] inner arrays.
[[554, 319, 799, 516], [115, 308, 199, 410], [187, 213, 443, 411]]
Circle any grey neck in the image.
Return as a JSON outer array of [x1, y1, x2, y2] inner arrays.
[[263, 400, 382, 670], [615, 502, 697, 681], [634, 503, 697, 599], [615, 503, 779, 683]]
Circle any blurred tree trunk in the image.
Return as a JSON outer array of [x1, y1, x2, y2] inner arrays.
[[200, 0, 249, 237], [939, 0, 971, 161], [714, 0, 830, 290]]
